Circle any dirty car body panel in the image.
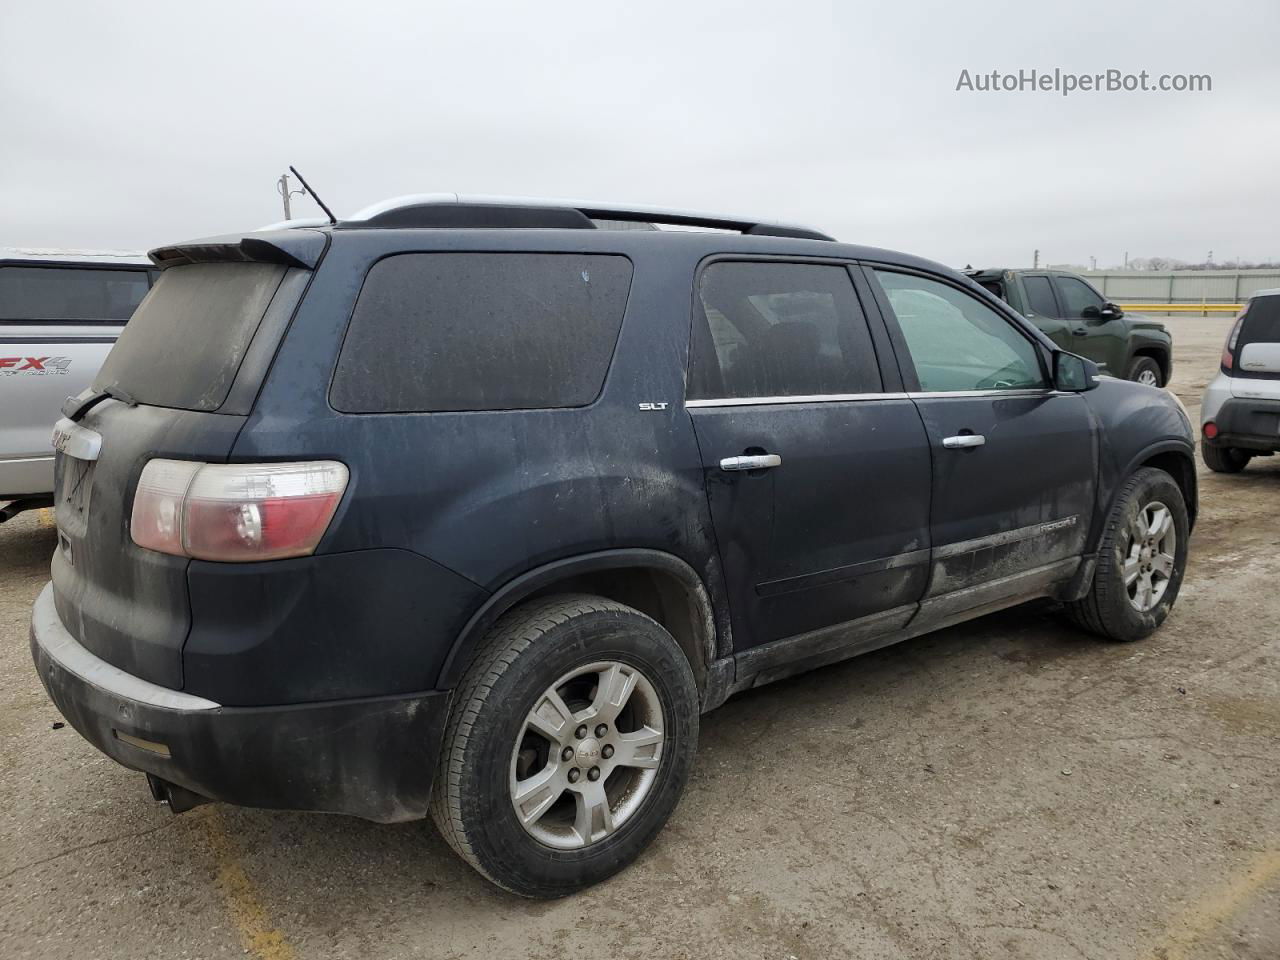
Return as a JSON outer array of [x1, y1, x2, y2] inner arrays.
[[31, 207, 1197, 823]]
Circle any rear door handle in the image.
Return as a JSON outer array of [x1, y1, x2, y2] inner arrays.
[[719, 454, 782, 472], [942, 435, 985, 449]]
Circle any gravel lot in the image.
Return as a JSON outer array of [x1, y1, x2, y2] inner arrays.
[[2, 316, 1277, 960]]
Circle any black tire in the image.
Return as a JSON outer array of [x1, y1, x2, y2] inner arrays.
[[1201, 443, 1251, 474], [1066, 467, 1189, 642], [430, 594, 699, 898], [1126, 355, 1164, 388]]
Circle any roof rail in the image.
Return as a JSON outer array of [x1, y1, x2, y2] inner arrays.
[[339, 194, 835, 241]]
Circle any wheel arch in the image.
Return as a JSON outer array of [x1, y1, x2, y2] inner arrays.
[[437, 549, 720, 696], [1130, 345, 1171, 384], [1092, 441, 1197, 552]]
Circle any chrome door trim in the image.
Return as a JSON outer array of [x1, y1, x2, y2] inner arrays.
[[686, 392, 909, 408], [684, 388, 1067, 409]]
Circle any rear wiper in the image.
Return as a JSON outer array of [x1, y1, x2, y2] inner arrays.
[[61, 383, 137, 422]]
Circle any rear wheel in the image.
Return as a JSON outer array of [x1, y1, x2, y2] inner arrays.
[[1201, 443, 1251, 474], [430, 595, 699, 898], [1126, 355, 1164, 388], [1066, 467, 1188, 642]]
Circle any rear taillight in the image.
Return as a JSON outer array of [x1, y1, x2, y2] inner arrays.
[[1222, 309, 1248, 369], [1203, 421, 1219, 440], [130, 460, 349, 561]]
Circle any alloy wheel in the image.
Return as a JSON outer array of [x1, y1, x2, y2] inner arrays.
[[509, 661, 665, 850], [1123, 500, 1176, 612]]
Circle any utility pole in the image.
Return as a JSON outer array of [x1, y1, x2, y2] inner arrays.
[[1033, 249, 1039, 269], [1123, 251, 1129, 269], [1090, 255, 1096, 271], [276, 172, 307, 221]]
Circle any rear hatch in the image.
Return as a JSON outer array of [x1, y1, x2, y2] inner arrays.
[[51, 234, 321, 689], [1230, 294, 1280, 399]]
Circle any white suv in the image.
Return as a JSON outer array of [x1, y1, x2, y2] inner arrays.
[[1201, 288, 1280, 472]]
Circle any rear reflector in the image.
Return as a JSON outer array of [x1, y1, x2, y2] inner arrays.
[[131, 459, 348, 561], [1203, 422, 1219, 440]]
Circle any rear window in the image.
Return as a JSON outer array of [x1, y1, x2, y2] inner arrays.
[[0, 265, 151, 321], [1239, 296, 1280, 346], [331, 253, 633, 413], [94, 262, 288, 412]]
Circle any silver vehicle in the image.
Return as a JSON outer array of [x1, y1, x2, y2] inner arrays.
[[0, 250, 155, 519], [1200, 288, 1280, 473]]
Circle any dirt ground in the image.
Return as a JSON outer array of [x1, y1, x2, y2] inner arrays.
[[1, 316, 1276, 960]]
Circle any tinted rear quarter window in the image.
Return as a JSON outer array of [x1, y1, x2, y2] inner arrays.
[[331, 253, 633, 413], [0, 265, 151, 321], [94, 262, 289, 411]]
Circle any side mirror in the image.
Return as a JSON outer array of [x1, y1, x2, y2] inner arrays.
[[1100, 301, 1123, 320], [1054, 351, 1100, 392]]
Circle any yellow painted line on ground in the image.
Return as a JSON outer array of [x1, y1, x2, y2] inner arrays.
[[37, 507, 55, 528], [1146, 849, 1280, 959], [1117, 303, 1242, 314], [199, 808, 297, 960]]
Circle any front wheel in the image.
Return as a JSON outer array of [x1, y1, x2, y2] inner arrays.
[[1201, 443, 1251, 474], [1066, 467, 1189, 642], [430, 595, 699, 898], [1126, 355, 1164, 388]]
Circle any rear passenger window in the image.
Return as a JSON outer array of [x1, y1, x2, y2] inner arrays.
[[1022, 275, 1059, 318], [688, 262, 882, 400], [331, 253, 633, 413]]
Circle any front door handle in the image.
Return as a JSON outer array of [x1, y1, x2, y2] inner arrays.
[[942, 434, 985, 449], [1072, 327, 1089, 336], [719, 453, 782, 472]]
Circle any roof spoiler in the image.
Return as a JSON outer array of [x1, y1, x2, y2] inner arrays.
[[148, 229, 327, 271]]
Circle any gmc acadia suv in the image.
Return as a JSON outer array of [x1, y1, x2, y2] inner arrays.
[[31, 196, 1197, 897]]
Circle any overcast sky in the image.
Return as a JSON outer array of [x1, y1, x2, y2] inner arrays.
[[3, 0, 1277, 268]]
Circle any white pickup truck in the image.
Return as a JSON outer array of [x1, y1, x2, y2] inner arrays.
[[1, 250, 156, 521]]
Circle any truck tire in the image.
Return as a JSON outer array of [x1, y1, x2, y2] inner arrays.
[[430, 594, 699, 898], [1201, 443, 1251, 474], [1066, 467, 1188, 642], [1126, 355, 1164, 387]]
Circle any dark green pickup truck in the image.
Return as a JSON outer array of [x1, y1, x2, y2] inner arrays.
[[966, 268, 1173, 387]]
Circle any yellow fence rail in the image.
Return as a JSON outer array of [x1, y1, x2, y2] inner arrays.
[[1117, 302, 1242, 316]]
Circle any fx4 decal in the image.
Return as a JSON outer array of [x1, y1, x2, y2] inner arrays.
[[0, 356, 72, 376]]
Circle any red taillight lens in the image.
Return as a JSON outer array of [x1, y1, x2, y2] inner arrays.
[[1203, 422, 1219, 440], [131, 460, 349, 561], [1222, 310, 1248, 369]]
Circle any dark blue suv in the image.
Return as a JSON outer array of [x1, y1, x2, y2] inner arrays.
[[31, 196, 1196, 897]]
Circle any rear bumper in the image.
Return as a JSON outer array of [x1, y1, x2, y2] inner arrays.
[[30, 583, 449, 823], [1202, 396, 1280, 452]]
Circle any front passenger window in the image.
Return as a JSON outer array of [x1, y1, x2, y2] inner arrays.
[[1057, 276, 1107, 319], [873, 270, 1046, 393]]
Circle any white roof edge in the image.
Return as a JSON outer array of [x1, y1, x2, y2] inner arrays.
[[0, 247, 151, 265], [344, 193, 828, 235], [1250, 287, 1280, 299]]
